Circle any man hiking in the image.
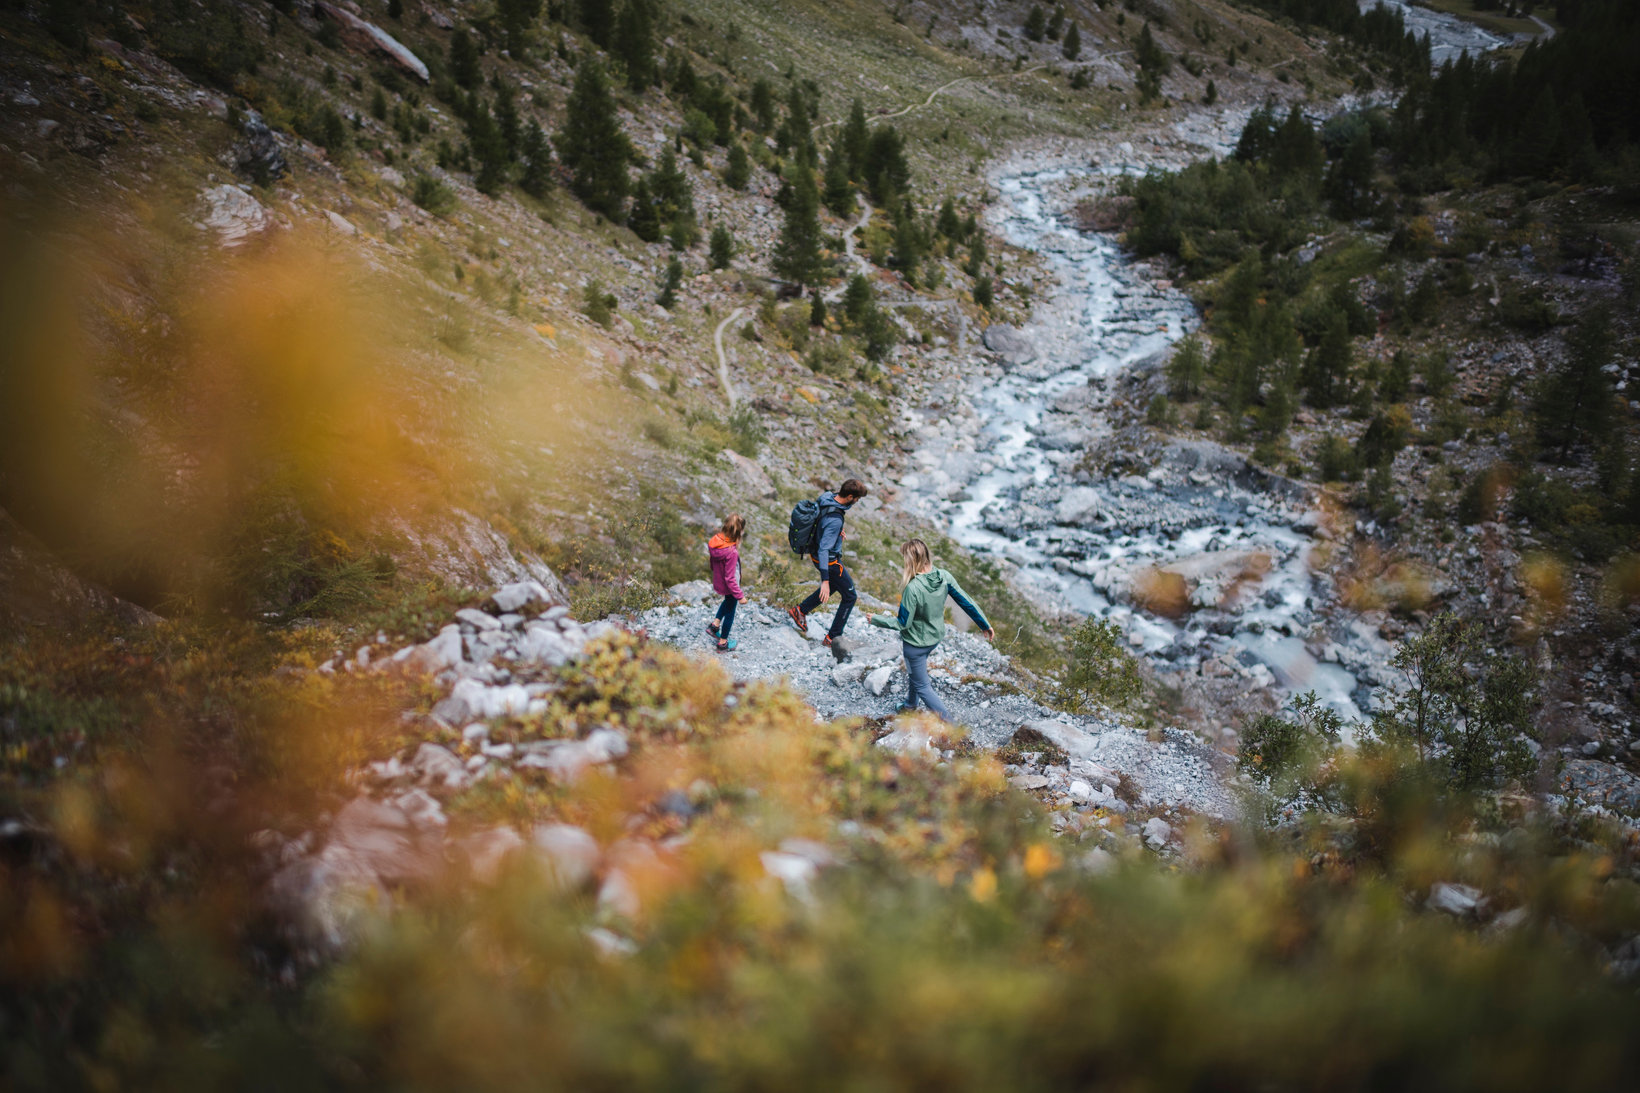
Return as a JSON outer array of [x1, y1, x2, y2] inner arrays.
[[787, 478, 868, 649]]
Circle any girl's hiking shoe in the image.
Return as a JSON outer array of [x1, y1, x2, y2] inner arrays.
[[706, 619, 720, 638], [786, 605, 807, 634], [716, 637, 737, 652], [821, 635, 834, 648]]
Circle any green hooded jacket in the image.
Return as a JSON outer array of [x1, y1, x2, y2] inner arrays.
[[869, 568, 990, 648]]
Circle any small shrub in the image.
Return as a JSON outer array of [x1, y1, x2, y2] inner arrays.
[[1057, 617, 1144, 714], [583, 280, 617, 327], [411, 174, 457, 216]]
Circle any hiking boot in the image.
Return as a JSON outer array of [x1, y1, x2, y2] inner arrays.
[[716, 637, 737, 652], [706, 619, 720, 638], [821, 634, 833, 649], [786, 605, 808, 634]]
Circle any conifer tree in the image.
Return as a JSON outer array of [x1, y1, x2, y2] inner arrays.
[[657, 255, 682, 309], [1302, 308, 1353, 409], [864, 125, 911, 203], [466, 99, 510, 195], [579, 0, 615, 48], [935, 197, 962, 242], [1325, 125, 1377, 216], [557, 58, 630, 219], [520, 123, 553, 198], [613, 0, 655, 91], [1024, 5, 1047, 42], [774, 160, 824, 289], [627, 175, 660, 241], [810, 293, 827, 326], [1166, 334, 1206, 400], [1063, 20, 1081, 60], [842, 274, 873, 327], [841, 99, 870, 182], [496, 0, 542, 53], [450, 27, 482, 88], [1534, 305, 1615, 459], [891, 199, 925, 279], [494, 81, 522, 160], [823, 143, 856, 216], [723, 139, 751, 190], [1047, 5, 1065, 41], [709, 224, 734, 270], [749, 78, 777, 132]]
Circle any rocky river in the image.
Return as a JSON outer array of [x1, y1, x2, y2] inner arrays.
[[899, 4, 1521, 728]]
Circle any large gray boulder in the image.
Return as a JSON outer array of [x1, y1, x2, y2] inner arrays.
[[982, 323, 1037, 368]]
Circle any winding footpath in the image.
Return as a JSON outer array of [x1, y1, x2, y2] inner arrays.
[[712, 306, 747, 408]]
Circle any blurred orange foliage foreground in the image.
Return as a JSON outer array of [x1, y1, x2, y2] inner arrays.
[[0, 201, 459, 617], [3, 616, 1640, 1092]]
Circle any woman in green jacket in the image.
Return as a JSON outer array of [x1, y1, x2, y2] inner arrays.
[[870, 539, 994, 719]]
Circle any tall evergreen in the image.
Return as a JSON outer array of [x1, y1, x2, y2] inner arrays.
[[709, 224, 734, 270], [1024, 5, 1047, 42], [749, 78, 777, 132], [1063, 21, 1081, 61], [466, 99, 510, 195], [520, 123, 553, 198], [557, 59, 630, 219], [496, 0, 542, 53], [723, 140, 751, 190], [773, 161, 824, 289], [823, 142, 855, 216], [450, 27, 482, 88], [1534, 305, 1616, 459], [579, 0, 615, 48], [863, 125, 911, 203], [627, 175, 661, 241], [1302, 308, 1353, 409], [1326, 127, 1376, 218], [841, 99, 871, 183], [613, 0, 655, 92]]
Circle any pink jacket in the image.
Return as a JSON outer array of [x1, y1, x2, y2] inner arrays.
[[708, 533, 743, 599]]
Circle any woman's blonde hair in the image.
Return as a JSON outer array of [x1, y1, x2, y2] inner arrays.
[[721, 513, 746, 543], [899, 538, 933, 588]]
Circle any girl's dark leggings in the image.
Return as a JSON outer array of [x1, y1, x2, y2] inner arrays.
[[715, 595, 737, 640]]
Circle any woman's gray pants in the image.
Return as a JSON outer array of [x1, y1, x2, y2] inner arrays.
[[902, 642, 949, 719]]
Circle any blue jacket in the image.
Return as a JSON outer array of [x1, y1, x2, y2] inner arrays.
[[813, 493, 851, 576]]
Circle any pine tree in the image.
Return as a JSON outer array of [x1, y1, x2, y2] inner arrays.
[[370, 86, 388, 121], [1325, 124, 1377, 216], [708, 224, 734, 270], [450, 27, 482, 88], [1302, 308, 1353, 409], [1062, 20, 1081, 60], [657, 255, 682, 309], [627, 175, 660, 241], [388, 0, 403, 18], [810, 294, 827, 327], [579, 0, 615, 48], [1024, 5, 1047, 42], [841, 99, 870, 182], [723, 140, 751, 190], [773, 161, 824, 288], [520, 123, 553, 198], [823, 143, 855, 216], [466, 99, 510, 195], [863, 125, 911, 203], [494, 82, 522, 161], [1203, 78, 1217, 105], [842, 275, 873, 326], [496, 0, 542, 53], [749, 78, 777, 132], [556, 59, 630, 219], [1166, 334, 1206, 400], [1047, 5, 1065, 41], [973, 275, 994, 310], [613, 0, 655, 91], [890, 199, 925, 277], [1534, 304, 1615, 458], [936, 197, 962, 241]]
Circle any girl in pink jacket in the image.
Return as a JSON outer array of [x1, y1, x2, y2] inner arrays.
[[706, 514, 747, 652]]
